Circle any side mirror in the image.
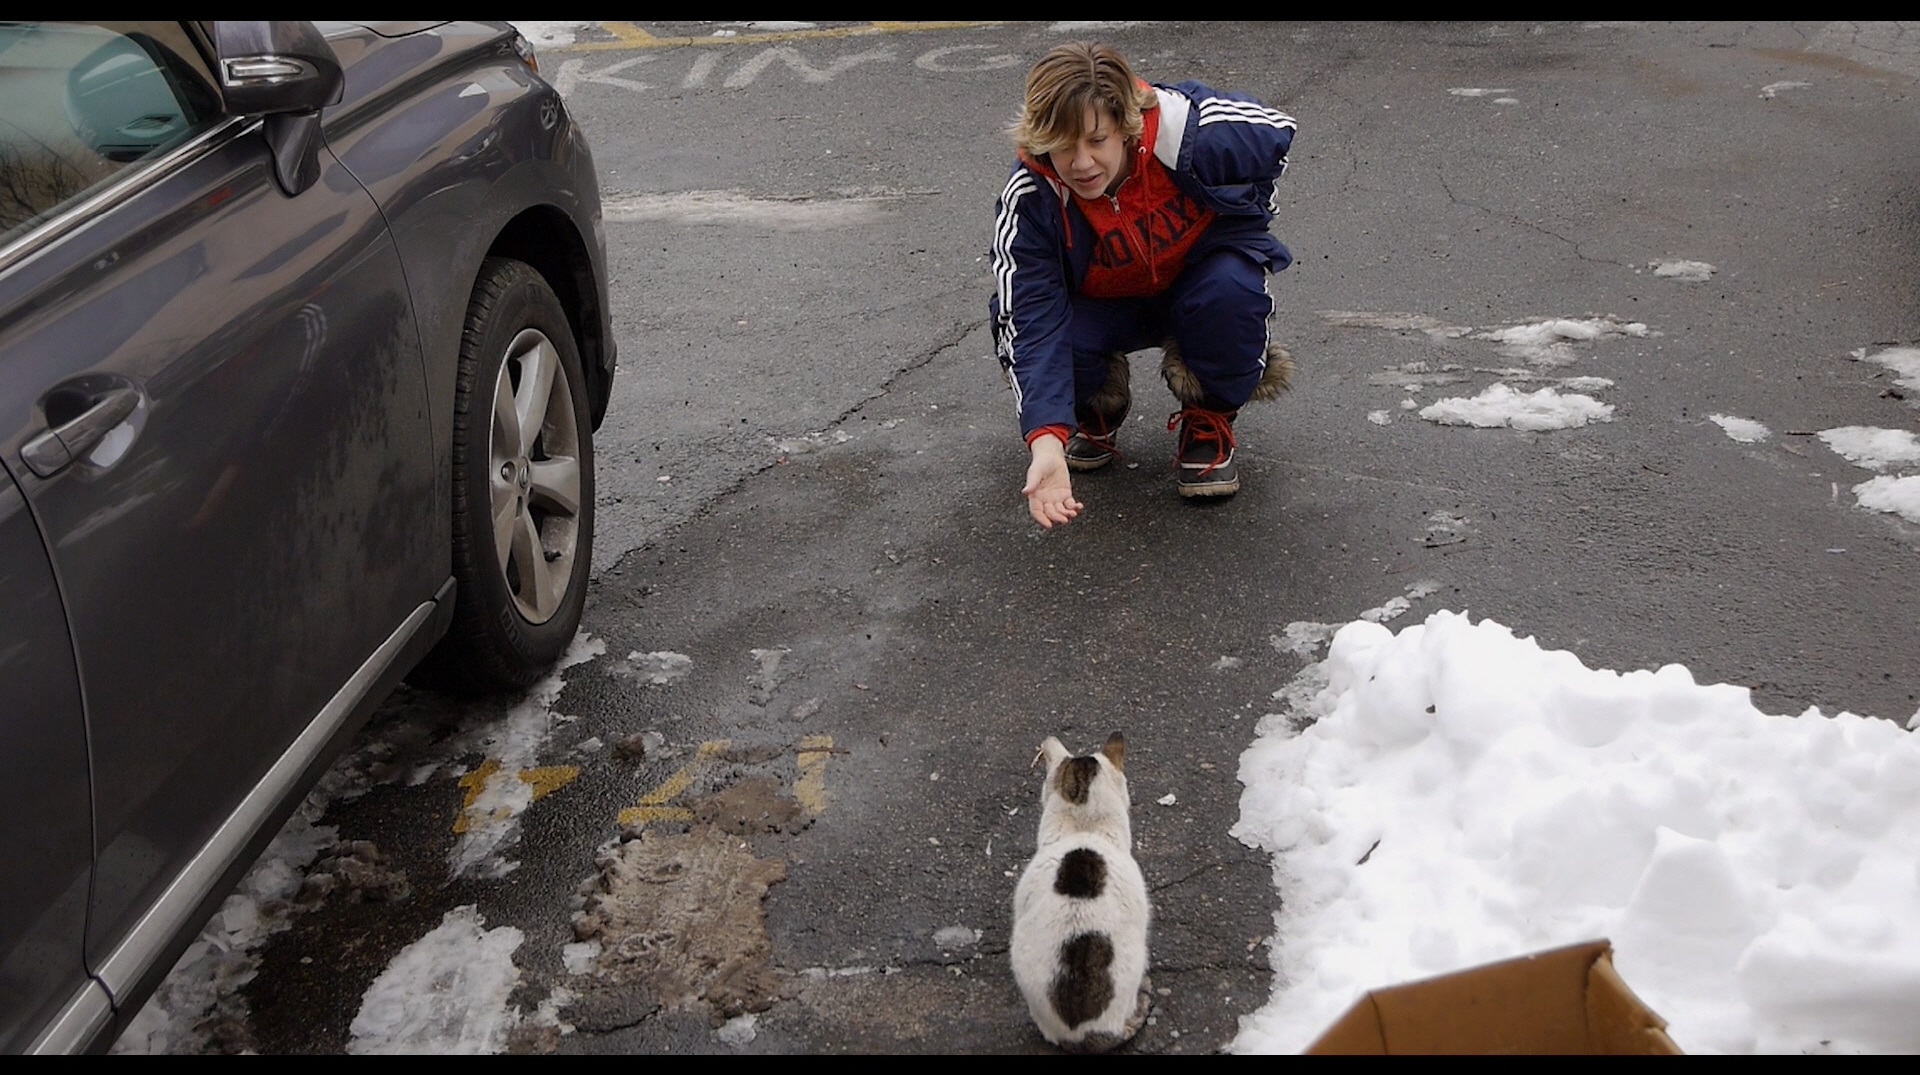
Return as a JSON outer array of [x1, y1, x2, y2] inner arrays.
[[210, 22, 344, 197], [211, 22, 343, 116]]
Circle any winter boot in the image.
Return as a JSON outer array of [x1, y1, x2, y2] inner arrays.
[[1168, 407, 1240, 497], [1066, 352, 1131, 472]]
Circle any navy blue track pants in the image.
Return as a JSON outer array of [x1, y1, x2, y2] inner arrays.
[[1070, 250, 1273, 413]]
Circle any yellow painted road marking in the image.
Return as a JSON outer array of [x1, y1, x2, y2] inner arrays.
[[454, 759, 581, 833], [795, 735, 834, 816], [621, 805, 697, 825], [616, 736, 836, 827], [552, 21, 1004, 53], [521, 766, 581, 802], [455, 758, 502, 832], [618, 739, 729, 827]]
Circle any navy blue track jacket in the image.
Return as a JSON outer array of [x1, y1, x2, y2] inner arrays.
[[990, 80, 1296, 439]]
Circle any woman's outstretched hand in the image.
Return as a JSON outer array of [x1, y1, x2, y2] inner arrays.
[[1022, 436, 1083, 529]]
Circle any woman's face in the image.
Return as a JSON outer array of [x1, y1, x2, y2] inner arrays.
[[1052, 105, 1130, 200]]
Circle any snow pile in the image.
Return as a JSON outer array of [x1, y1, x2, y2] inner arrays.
[[1419, 382, 1615, 431], [1233, 611, 1920, 1055], [1709, 414, 1770, 443], [347, 906, 526, 1054]]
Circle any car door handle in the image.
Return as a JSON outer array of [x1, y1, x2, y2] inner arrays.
[[21, 387, 142, 478]]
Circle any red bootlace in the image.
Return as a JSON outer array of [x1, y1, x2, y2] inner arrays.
[[1168, 408, 1238, 478], [1079, 408, 1122, 455]]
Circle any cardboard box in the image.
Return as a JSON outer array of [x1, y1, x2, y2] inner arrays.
[[1305, 939, 1682, 1055]]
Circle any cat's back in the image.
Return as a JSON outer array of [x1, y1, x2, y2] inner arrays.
[[1011, 734, 1152, 1051], [1013, 832, 1148, 922]]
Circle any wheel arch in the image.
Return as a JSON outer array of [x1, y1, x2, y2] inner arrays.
[[485, 205, 612, 429]]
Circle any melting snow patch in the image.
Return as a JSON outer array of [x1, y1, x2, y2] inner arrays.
[[1559, 375, 1614, 392], [561, 939, 601, 975], [1320, 310, 1473, 339], [1853, 475, 1920, 524], [604, 191, 900, 230], [1325, 311, 1649, 368], [1709, 415, 1772, 443], [1214, 656, 1246, 672], [1448, 87, 1516, 97], [1652, 259, 1716, 282], [933, 925, 981, 949], [1233, 610, 1920, 1055], [1819, 427, 1920, 471], [1474, 317, 1649, 366], [1272, 622, 1340, 659], [348, 906, 525, 1055], [448, 634, 600, 879], [112, 812, 338, 1053], [1360, 597, 1411, 623], [1760, 80, 1811, 99], [1367, 409, 1393, 426], [507, 21, 598, 47], [717, 1013, 759, 1046], [1420, 383, 1615, 430], [1852, 346, 1920, 391], [629, 650, 694, 685], [769, 429, 855, 455]]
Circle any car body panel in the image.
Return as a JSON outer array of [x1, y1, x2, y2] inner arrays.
[[0, 20, 614, 1050], [0, 468, 94, 1054], [319, 21, 616, 436], [0, 127, 437, 992]]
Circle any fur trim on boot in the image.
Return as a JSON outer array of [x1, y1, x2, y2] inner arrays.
[[1085, 351, 1132, 419], [1159, 338, 1296, 407]]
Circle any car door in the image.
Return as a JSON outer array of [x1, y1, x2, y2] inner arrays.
[[0, 21, 438, 1015], [0, 464, 96, 1053]]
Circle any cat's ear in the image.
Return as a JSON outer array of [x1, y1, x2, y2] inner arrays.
[[1100, 731, 1127, 772], [1040, 736, 1069, 770]]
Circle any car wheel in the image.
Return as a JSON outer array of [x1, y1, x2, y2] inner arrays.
[[418, 256, 594, 693]]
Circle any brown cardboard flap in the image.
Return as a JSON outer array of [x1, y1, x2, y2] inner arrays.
[[1305, 940, 1682, 1055], [1586, 948, 1684, 1055]]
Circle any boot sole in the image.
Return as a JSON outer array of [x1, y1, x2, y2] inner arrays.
[[1066, 454, 1116, 472], [1177, 474, 1240, 497]]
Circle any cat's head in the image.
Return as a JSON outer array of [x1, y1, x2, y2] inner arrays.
[[1037, 732, 1131, 824]]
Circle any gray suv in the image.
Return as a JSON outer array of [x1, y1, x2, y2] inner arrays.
[[0, 21, 614, 1051]]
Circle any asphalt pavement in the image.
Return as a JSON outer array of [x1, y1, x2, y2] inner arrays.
[[223, 22, 1920, 1054]]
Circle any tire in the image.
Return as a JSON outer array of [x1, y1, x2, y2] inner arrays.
[[417, 256, 594, 694]]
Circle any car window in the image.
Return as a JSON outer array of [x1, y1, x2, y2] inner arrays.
[[0, 22, 221, 246]]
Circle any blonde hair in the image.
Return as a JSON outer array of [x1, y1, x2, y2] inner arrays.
[[1011, 42, 1157, 158]]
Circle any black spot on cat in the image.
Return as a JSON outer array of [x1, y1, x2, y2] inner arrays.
[[1055, 756, 1098, 805], [1049, 931, 1116, 1030], [1054, 848, 1107, 899]]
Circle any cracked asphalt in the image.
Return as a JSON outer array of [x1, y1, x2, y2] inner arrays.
[[220, 22, 1920, 1054]]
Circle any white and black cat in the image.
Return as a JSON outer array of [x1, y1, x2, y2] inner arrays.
[[1011, 732, 1152, 1052]]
